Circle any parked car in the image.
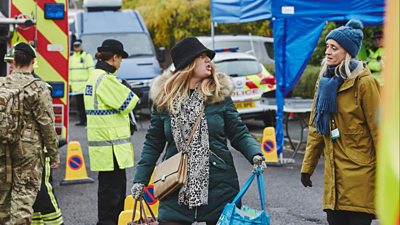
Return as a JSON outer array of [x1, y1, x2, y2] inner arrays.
[[197, 35, 274, 65], [69, 0, 164, 110], [169, 49, 276, 125]]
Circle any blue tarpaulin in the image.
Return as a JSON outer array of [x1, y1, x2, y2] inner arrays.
[[211, 0, 271, 23], [210, 0, 384, 155]]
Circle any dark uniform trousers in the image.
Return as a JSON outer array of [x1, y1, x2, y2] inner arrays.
[[97, 155, 126, 225], [32, 157, 64, 225], [75, 94, 87, 124]]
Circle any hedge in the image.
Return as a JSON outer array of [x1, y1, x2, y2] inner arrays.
[[264, 64, 320, 99]]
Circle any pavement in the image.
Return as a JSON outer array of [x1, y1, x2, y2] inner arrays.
[[50, 113, 379, 225]]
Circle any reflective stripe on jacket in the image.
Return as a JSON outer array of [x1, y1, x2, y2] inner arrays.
[[84, 68, 139, 171], [69, 51, 94, 93], [367, 48, 383, 72]]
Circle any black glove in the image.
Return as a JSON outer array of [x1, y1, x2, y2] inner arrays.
[[301, 173, 312, 187]]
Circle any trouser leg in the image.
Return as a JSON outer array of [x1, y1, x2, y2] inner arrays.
[[348, 211, 374, 225], [10, 152, 42, 225], [76, 94, 87, 124], [326, 210, 349, 225], [0, 146, 11, 224], [32, 157, 64, 225], [97, 159, 126, 225]]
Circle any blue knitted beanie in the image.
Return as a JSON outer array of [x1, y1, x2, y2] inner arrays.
[[325, 19, 364, 58]]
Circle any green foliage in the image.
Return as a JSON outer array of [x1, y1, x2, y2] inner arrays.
[[216, 20, 272, 37], [309, 22, 336, 66], [122, 0, 272, 49], [292, 65, 320, 98], [264, 64, 320, 99], [122, 0, 211, 48]]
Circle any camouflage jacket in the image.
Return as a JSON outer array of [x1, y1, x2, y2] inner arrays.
[[9, 71, 59, 163]]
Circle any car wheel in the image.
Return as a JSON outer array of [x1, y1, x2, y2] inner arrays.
[[263, 111, 276, 127]]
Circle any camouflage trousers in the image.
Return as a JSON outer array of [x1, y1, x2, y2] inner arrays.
[[0, 141, 43, 225]]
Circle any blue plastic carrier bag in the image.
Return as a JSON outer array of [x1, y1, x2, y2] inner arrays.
[[217, 167, 270, 225]]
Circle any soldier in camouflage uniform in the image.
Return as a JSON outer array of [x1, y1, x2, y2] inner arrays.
[[0, 43, 59, 225]]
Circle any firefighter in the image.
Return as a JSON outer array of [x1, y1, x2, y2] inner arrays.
[[0, 42, 59, 225], [69, 39, 94, 126], [84, 39, 139, 225], [3, 44, 64, 225]]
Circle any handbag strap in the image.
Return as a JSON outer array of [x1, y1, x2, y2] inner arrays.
[[131, 198, 140, 222], [232, 172, 256, 204], [161, 104, 205, 161], [187, 104, 205, 145], [140, 199, 149, 223], [143, 197, 157, 221], [232, 168, 266, 211], [256, 168, 266, 211]]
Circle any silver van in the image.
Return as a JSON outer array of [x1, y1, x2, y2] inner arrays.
[[197, 35, 274, 65]]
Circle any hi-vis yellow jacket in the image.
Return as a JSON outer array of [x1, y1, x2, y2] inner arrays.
[[69, 51, 94, 93], [84, 68, 139, 171]]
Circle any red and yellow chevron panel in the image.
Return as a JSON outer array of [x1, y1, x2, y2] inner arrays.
[[11, 0, 69, 140]]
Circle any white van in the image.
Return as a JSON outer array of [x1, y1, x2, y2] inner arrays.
[[197, 35, 274, 65]]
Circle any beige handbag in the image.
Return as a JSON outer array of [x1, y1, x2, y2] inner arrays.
[[153, 105, 205, 200]]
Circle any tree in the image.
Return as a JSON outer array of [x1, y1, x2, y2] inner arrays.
[[122, 0, 273, 48], [123, 0, 210, 48]]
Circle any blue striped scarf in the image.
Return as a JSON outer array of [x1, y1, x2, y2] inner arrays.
[[313, 66, 344, 135], [313, 61, 359, 135]]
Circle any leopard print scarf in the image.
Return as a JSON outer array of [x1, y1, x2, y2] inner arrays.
[[170, 89, 210, 208]]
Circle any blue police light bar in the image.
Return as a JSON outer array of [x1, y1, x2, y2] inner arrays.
[[44, 3, 65, 20], [48, 82, 65, 98], [214, 47, 239, 53]]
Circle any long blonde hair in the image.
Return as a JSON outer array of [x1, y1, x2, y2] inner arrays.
[[319, 53, 352, 79], [154, 60, 221, 113]]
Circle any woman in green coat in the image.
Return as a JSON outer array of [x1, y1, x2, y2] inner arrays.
[[301, 20, 380, 225], [131, 37, 264, 224]]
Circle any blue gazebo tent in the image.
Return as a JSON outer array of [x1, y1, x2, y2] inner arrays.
[[210, 0, 384, 154]]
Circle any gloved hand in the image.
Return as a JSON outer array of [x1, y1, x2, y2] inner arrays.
[[301, 173, 312, 187], [131, 183, 145, 200], [252, 155, 266, 170]]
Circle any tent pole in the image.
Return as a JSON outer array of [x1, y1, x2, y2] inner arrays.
[[211, 21, 215, 50]]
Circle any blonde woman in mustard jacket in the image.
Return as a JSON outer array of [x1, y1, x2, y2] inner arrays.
[[301, 20, 380, 225]]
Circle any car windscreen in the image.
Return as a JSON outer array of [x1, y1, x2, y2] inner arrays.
[[214, 59, 262, 77], [81, 33, 155, 58]]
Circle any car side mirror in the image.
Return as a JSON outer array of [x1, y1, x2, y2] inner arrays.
[[157, 47, 165, 63]]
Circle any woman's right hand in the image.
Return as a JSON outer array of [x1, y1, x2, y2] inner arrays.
[[131, 183, 145, 199]]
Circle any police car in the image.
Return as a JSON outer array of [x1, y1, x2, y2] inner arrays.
[[169, 48, 276, 124], [212, 48, 276, 123]]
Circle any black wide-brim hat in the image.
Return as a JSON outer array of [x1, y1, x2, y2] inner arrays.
[[171, 37, 215, 72], [97, 39, 129, 58]]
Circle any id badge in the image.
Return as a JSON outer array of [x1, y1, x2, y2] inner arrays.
[[331, 128, 340, 140]]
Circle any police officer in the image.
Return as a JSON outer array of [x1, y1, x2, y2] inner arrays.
[[0, 42, 59, 225], [84, 39, 139, 225], [69, 39, 94, 126], [2, 45, 64, 225], [367, 30, 384, 73]]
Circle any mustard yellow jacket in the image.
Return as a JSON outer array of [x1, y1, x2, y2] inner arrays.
[[301, 64, 380, 215]]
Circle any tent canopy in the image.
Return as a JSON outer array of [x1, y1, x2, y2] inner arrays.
[[211, 0, 271, 23], [210, 0, 384, 154]]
